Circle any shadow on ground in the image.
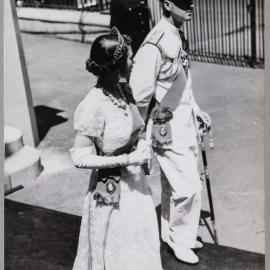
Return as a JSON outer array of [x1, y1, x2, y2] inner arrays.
[[5, 199, 264, 270], [34, 105, 68, 141]]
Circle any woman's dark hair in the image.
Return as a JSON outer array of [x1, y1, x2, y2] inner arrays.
[[86, 32, 131, 77]]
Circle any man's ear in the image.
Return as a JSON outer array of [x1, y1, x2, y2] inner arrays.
[[163, 0, 172, 12]]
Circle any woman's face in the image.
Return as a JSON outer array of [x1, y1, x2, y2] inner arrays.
[[119, 45, 134, 80]]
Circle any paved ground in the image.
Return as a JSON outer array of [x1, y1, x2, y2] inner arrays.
[[6, 33, 264, 254], [5, 199, 264, 270]]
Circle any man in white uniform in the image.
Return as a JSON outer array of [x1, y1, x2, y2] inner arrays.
[[129, 0, 211, 264]]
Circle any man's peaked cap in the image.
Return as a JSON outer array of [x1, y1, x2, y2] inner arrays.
[[160, 0, 193, 11]]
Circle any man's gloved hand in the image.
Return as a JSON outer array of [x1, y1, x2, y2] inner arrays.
[[196, 111, 212, 134]]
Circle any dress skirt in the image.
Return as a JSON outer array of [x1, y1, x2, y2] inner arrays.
[[72, 165, 163, 270]]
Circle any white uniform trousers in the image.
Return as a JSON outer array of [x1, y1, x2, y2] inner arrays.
[[155, 145, 202, 249]]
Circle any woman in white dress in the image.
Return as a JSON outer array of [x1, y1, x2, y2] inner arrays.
[[70, 28, 163, 270]]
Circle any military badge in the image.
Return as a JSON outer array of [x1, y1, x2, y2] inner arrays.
[[159, 124, 168, 137], [151, 106, 173, 147]]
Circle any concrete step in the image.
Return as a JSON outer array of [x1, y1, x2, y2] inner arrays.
[[4, 145, 43, 189], [4, 126, 24, 157]]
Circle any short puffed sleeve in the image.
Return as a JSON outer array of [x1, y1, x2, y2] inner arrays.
[[74, 98, 105, 138]]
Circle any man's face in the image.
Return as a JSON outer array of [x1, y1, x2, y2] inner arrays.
[[169, 0, 194, 27]]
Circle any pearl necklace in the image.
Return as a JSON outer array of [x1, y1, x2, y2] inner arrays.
[[101, 84, 129, 116]]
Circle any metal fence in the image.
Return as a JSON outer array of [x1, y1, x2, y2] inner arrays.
[[17, 0, 264, 68], [148, 0, 264, 68]]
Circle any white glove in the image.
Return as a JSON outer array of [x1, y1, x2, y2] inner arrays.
[[197, 111, 212, 135], [200, 111, 212, 128], [128, 139, 152, 166], [70, 139, 152, 169]]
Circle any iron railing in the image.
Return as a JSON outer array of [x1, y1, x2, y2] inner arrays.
[[16, 0, 264, 68], [148, 0, 264, 68]]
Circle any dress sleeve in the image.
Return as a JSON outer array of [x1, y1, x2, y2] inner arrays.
[[74, 102, 105, 138]]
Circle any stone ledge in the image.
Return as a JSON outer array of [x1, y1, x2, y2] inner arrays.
[[17, 7, 110, 27], [5, 145, 43, 188]]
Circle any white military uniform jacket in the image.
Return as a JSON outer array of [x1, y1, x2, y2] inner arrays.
[[130, 17, 201, 149]]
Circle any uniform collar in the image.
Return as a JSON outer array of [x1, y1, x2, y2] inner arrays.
[[159, 16, 180, 37]]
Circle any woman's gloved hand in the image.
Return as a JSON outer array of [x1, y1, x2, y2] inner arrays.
[[128, 139, 152, 166]]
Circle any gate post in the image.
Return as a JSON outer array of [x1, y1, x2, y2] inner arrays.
[[250, 0, 257, 67]]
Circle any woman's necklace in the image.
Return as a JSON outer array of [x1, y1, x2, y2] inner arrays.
[[100, 83, 129, 116]]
